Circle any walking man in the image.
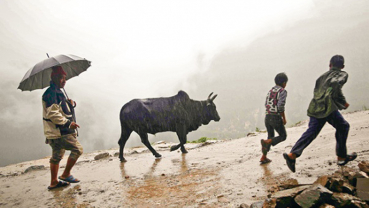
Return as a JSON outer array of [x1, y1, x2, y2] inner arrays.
[[42, 66, 83, 189]]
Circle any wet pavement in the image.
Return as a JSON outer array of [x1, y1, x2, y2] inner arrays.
[[1, 111, 368, 207]]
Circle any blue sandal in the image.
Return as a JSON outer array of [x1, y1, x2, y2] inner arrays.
[[59, 175, 80, 183]]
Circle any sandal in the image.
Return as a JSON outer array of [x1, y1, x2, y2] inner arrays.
[[59, 175, 80, 183], [337, 152, 357, 166], [48, 180, 70, 190], [283, 153, 296, 173], [260, 158, 272, 164]]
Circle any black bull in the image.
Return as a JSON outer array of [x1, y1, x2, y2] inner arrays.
[[118, 91, 220, 162]]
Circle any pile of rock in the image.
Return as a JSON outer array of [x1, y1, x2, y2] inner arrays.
[[247, 161, 369, 208]]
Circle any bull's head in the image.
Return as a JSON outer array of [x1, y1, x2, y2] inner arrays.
[[204, 92, 220, 123]]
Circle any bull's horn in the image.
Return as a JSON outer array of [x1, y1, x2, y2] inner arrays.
[[208, 92, 214, 100], [211, 94, 218, 102]]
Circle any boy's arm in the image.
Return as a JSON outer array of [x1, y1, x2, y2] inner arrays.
[[332, 71, 349, 109], [277, 90, 287, 125], [280, 111, 287, 125]]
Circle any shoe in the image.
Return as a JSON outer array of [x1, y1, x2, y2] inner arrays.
[[283, 153, 296, 173], [59, 175, 80, 183], [48, 180, 70, 190], [261, 139, 271, 154], [337, 152, 357, 166], [260, 158, 272, 164]]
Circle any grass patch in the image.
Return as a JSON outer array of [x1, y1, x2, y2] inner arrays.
[[255, 127, 267, 133], [187, 137, 217, 143]]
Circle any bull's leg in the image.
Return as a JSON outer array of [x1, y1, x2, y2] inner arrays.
[[173, 124, 188, 153], [170, 144, 181, 152], [119, 124, 132, 162], [180, 134, 188, 154], [138, 132, 162, 158]]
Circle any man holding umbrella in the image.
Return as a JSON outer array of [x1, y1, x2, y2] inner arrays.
[[42, 66, 82, 189], [18, 54, 90, 190]]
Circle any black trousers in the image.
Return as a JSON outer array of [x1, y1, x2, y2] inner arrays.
[[265, 114, 287, 146]]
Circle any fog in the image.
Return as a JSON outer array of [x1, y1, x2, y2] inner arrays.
[[1, 0, 368, 167]]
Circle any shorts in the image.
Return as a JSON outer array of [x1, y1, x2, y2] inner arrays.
[[48, 134, 83, 164]]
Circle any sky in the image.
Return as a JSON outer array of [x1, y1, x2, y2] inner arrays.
[[1, 0, 368, 166]]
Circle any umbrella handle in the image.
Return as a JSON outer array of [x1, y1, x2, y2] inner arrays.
[[63, 88, 77, 107], [62, 88, 70, 100]]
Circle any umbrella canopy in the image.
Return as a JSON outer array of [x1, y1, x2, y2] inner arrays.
[[18, 54, 91, 91]]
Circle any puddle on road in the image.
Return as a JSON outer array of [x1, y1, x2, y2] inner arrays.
[[119, 155, 222, 207]]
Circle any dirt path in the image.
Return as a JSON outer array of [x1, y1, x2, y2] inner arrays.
[[1, 110, 369, 207]]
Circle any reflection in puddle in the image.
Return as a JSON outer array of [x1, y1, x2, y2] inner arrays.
[[261, 163, 272, 178], [121, 154, 221, 207], [49, 185, 86, 207]]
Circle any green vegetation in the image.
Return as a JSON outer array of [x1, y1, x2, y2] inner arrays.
[[363, 105, 368, 111], [255, 127, 267, 133], [187, 137, 218, 143]]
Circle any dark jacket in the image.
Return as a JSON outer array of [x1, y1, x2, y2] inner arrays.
[[307, 68, 348, 118]]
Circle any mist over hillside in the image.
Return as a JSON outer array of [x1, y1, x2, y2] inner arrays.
[[184, 0, 369, 139], [1, 0, 368, 167]]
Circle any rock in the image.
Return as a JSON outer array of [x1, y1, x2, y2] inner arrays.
[[314, 175, 329, 187], [272, 185, 310, 207], [355, 171, 369, 179], [341, 182, 355, 195], [130, 150, 139, 155], [249, 201, 264, 208], [319, 204, 335, 208], [358, 161, 369, 175], [329, 177, 345, 192], [356, 178, 369, 201], [348, 171, 369, 187], [294, 184, 333, 208], [278, 178, 299, 190], [154, 140, 166, 144], [272, 185, 310, 198], [114, 152, 119, 157], [263, 198, 277, 208], [94, 152, 110, 160], [239, 203, 249, 208], [247, 133, 256, 137], [330, 192, 364, 208], [24, 165, 45, 173]]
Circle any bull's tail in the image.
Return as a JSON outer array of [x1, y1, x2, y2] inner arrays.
[[118, 120, 132, 145], [118, 118, 132, 162]]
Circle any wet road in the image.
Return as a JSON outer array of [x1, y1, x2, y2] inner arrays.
[[1, 111, 368, 207]]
